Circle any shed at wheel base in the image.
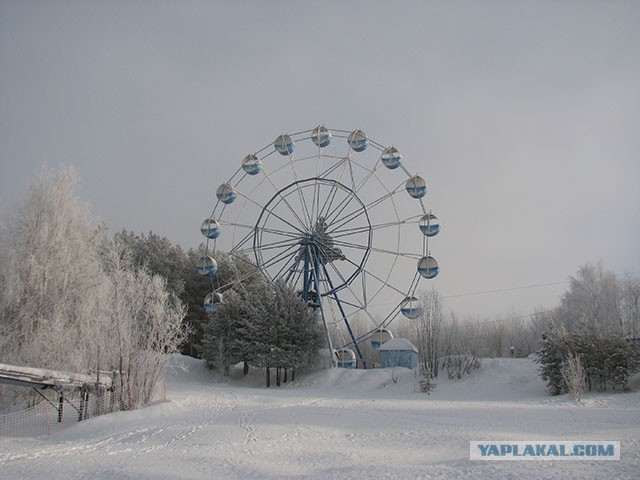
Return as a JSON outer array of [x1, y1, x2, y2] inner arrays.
[[379, 338, 418, 369]]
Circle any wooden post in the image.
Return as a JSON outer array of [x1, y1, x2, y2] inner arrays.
[[58, 393, 64, 423], [266, 366, 270, 387]]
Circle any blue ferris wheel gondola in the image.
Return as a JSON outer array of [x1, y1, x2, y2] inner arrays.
[[347, 129, 368, 152], [400, 296, 423, 319], [311, 125, 332, 148], [203, 292, 224, 313], [200, 218, 222, 239], [370, 328, 393, 349], [196, 256, 218, 276], [216, 183, 237, 204], [419, 213, 440, 237], [417, 255, 439, 279], [406, 175, 427, 199], [242, 154, 262, 175], [274, 134, 295, 155], [335, 348, 357, 368], [381, 146, 402, 170]]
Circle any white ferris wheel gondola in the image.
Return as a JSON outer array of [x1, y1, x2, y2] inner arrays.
[[203, 292, 224, 313], [200, 218, 222, 239], [216, 183, 237, 204], [241, 154, 262, 175], [311, 125, 332, 148], [381, 146, 402, 170], [347, 129, 368, 152], [419, 213, 440, 237], [400, 296, 423, 319], [195, 256, 218, 277], [274, 134, 295, 155], [417, 256, 440, 279], [405, 175, 427, 199], [370, 328, 394, 349]]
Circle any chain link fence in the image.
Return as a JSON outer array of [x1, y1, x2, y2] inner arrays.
[[0, 379, 166, 437]]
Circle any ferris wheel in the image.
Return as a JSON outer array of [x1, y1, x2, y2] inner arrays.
[[197, 126, 441, 368]]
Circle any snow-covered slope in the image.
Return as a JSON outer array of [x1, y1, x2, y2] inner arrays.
[[1, 356, 638, 480]]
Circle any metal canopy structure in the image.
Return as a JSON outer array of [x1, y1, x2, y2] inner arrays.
[[0, 362, 112, 393]]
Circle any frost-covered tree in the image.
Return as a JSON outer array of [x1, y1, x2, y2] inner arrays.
[[562, 352, 587, 401], [100, 241, 187, 406], [556, 261, 623, 335], [620, 274, 640, 338], [0, 166, 186, 408], [0, 166, 106, 372], [413, 288, 443, 379]]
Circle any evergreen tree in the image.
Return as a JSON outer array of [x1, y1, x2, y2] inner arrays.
[[244, 279, 322, 384], [200, 289, 247, 375], [536, 326, 639, 395]]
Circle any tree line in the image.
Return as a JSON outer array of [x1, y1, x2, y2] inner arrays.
[[375, 262, 639, 395], [3, 166, 637, 404]]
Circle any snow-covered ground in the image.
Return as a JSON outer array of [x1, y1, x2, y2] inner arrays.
[[1, 356, 638, 480]]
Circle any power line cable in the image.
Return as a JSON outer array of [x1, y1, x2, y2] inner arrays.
[[442, 281, 569, 300]]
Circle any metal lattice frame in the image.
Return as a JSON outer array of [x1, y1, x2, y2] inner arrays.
[[200, 126, 440, 367]]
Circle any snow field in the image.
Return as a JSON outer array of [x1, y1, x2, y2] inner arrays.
[[1, 355, 638, 480]]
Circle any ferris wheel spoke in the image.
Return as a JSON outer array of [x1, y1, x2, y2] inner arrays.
[[323, 190, 366, 230], [353, 162, 380, 194], [258, 243, 301, 276], [358, 261, 412, 298], [328, 224, 374, 240], [316, 156, 348, 181], [315, 177, 345, 223], [325, 294, 365, 311], [328, 185, 402, 232], [257, 201, 309, 237], [363, 188, 403, 214], [330, 217, 422, 240], [260, 172, 312, 231], [229, 236, 253, 256], [330, 234, 418, 259], [254, 225, 303, 241], [254, 237, 301, 255], [326, 203, 368, 235]]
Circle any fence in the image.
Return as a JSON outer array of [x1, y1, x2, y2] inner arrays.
[[0, 379, 166, 438]]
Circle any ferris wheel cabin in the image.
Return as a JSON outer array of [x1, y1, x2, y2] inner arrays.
[[419, 213, 440, 237], [400, 296, 423, 319], [381, 146, 402, 169], [335, 348, 357, 369], [196, 256, 218, 277]]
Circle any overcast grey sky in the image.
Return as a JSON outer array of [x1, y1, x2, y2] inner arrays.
[[1, 1, 639, 318]]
